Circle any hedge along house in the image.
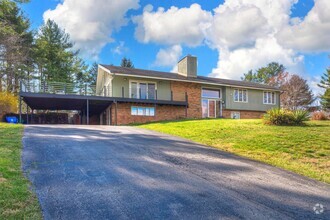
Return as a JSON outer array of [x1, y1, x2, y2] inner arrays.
[[96, 55, 280, 125]]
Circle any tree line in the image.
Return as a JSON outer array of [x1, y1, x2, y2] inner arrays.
[[0, 0, 99, 94], [1, 1, 328, 111], [0, 0, 137, 95], [241, 62, 330, 110]]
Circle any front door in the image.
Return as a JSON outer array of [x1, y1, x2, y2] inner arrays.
[[202, 99, 217, 118], [208, 100, 216, 118]]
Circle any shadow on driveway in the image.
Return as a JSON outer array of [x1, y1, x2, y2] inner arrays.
[[22, 125, 330, 220]]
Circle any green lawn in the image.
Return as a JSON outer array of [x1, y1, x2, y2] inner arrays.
[[0, 123, 42, 219], [138, 119, 330, 183]]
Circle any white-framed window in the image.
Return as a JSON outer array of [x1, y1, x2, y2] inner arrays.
[[202, 88, 221, 99], [234, 89, 248, 102], [263, 91, 276, 104], [129, 80, 157, 99], [131, 106, 155, 116]]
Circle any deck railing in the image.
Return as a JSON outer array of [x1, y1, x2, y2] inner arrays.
[[21, 80, 187, 102], [21, 81, 96, 96]]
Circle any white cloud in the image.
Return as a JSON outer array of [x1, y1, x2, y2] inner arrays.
[[111, 41, 128, 55], [43, 0, 139, 59], [153, 45, 182, 68], [206, 3, 268, 49], [229, 0, 297, 30], [171, 65, 178, 73], [133, 4, 212, 46], [133, 1, 307, 81], [277, 0, 330, 52], [43, 0, 328, 98], [210, 37, 304, 79], [208, 0, 304, 80], [309, 75, 325, 97]]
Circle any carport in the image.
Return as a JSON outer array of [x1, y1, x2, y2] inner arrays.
[[19, 92, 113, 125], [19, 80, 188, 125]]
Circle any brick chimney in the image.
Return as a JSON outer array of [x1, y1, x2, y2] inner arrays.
[[177, 55, 197, 78]]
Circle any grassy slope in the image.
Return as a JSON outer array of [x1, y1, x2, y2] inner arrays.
[[0, 123, 41, 219], [138, 119, 330, 183]]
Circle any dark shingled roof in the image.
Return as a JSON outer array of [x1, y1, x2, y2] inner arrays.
[[100, 64, 280, 91]]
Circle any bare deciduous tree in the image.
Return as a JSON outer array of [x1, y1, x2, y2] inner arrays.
[[268, 71, 289, 88], [281, 74, 314, 110]]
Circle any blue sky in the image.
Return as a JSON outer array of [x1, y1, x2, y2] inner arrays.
[[22, 0, 329, 94]]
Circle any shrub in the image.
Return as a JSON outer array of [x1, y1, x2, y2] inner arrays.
[[292, 110, 310, 125], [311, 111, 329, 120], [263, 108, 309, 126], [0, 92, 18, 116], [263, 108, 293, 125]]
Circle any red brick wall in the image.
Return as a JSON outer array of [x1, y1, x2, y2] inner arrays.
[[89, 114, 100, 125], [111, 103, 186, 125], [108, 81, 267, 125], [79, 114, 100, 125], [223, 109, 265, 119], [170, 81, 201, 118], [111, 104, 265, 125]]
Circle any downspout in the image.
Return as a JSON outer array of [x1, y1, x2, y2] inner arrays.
[[185, 92, 188, 118], [220, 101, 223, 118]]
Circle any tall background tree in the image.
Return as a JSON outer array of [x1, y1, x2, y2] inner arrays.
[[318, 67, 330, 110], [34, 19, 87, 83], [76, 62, 97, 87], [1, 0, 95, 95], [241, 62, 285, 86], [120, 57, 134, 68], [0, 0, 33, 93], [87, 62, 98, 86]]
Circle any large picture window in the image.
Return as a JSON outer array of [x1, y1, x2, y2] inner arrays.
[[130, 82, 138, 98], [130, 81, 156, 99], [140, 83, 147, 99], [234, 89, 248, 102], [263, 91, 276, 104], [148, 84, 156, 99], [202, 88, 221, 98], [131, 106, 155, 116]]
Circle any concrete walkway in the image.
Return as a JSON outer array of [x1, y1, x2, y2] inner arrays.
[[22, 125, 330, 220]]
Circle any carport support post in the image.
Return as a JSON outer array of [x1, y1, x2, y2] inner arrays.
[[31, 109, 33, 124], [86, 99, 89, 125], [26, 103, 29, 124], [19, 96, 22, 123]]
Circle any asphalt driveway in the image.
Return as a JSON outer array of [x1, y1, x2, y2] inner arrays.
[[22, 125, 329, 220]]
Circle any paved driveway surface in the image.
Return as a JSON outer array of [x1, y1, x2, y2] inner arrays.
[[23, 125, 329, 220]]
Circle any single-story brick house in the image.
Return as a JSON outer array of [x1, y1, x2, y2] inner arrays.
[[96, 55, 280, 125]]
